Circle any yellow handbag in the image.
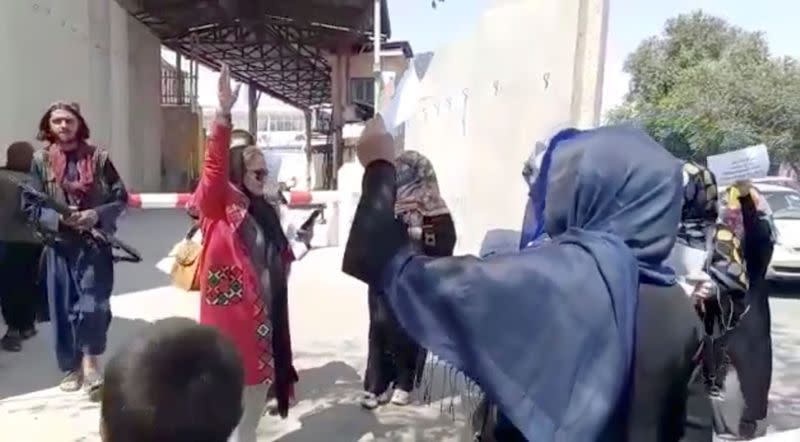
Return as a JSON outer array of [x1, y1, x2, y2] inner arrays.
[[170, 224, 202, 291]]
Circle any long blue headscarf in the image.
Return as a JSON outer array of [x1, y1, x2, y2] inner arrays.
[[520, 128, 583, 248], [382, 125, 682, 440], [522, 127, 678, 286]]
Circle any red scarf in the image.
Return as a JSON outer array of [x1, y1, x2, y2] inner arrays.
[[48, 143, 96, 205]]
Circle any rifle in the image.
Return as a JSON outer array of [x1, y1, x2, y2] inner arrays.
[[3, 173, 142, 263]]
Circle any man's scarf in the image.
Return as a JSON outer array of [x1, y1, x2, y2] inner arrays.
[[48, 143, 96, 205]]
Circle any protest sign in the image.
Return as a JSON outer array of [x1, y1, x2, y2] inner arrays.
[[706, 144, 770, 186], [380, 66, 421, 137]]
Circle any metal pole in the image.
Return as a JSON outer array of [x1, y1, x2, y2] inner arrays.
[[304, 109, 313, 190], [175, 53, 184, 105], [248, 83, 258, 135], [373, 0, 382, 114]]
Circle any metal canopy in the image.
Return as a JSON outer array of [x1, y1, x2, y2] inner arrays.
[[116, 0, 391, 110]]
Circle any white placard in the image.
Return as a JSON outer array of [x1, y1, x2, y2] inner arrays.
[[665, 242, 708, 278], [380, 66, 421, 137], [666, 242, 711, 296], [706, 144, 770, 186]]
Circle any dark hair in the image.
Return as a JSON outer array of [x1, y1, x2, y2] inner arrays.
[[5, 141, 35, 172], [36, 102, 90, 144], [101, 318, 244, 442], [228, 145, 246, 187]]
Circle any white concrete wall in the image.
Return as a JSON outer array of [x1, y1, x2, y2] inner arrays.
[[402, 0, 609, 254], [0, 0, 162, 192]]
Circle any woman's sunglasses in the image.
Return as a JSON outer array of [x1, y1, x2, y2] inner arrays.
[[249, 169, 268, 181]]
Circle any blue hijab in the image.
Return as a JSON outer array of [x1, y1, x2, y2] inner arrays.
[[520, 128, 583, 249], [382, 125, 682, 440]]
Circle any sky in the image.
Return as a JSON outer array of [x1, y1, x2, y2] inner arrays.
[[187, 0, 800, 114], [389, 0, 800, 114]]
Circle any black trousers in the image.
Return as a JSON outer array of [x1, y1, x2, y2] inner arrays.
[[725, 277, 772, 422], [364, 287, 423, 394], [0, 242, 42, 332]]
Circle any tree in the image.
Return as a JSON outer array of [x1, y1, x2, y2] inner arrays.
[[607, 10, 800, 167]]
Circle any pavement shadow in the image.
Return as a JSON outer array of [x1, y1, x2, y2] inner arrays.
[[767, 324, 800, 432], [294, 360, 363, 401], [272, 403, 406, 442], [112, 209, 188, 296], [262, 359, 468, 441], [0, 316, 151, 400]]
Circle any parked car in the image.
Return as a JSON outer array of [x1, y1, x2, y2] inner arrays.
[[752, 176, 800, 192], [751, 183, 800, 282]]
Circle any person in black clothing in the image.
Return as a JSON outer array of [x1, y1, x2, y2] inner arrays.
[[671, 163, 751, 388], [717, 181, 775, 439], [343, 119, 711, 441], [361, 150, 457, 409], [0, 141, 44, 352]]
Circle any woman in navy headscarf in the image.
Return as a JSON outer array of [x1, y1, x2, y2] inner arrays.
[[519, 128, 582, 249], [343, 118, 711, 441]]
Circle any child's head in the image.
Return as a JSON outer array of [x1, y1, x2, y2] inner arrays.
[[101, 318, 244, 442]]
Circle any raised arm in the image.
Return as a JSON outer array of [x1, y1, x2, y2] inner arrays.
[[341, 159, 408, 285], [192, 64, 240, 220], [739, 193, 774, 278], [381, 243, 627, 441], [193, 117, 232, 220], [343, 118, 635, 441]]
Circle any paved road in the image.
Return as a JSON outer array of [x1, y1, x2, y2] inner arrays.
[[0, 210, 470, 441], [0, 209, 798, 441]]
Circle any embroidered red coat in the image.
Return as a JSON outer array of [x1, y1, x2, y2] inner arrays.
[[193, 119, 296, 391]]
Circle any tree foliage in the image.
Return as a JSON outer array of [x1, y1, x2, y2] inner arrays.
[[607, 10, 800, 166]]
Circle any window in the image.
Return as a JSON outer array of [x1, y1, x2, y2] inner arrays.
[[266, 114, 304, 132], [766, 191, 800, 212], [350, 78, 374, 106]]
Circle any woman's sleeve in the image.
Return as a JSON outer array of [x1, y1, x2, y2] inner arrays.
[[739, 194, 772, 245], [93, 159, 129, 232], [380, 249, 542, 373], [193, 116, 232, 220], [341, 160, 408, 285], [739, 194, 774, 278], [21, 156, 60, 232]]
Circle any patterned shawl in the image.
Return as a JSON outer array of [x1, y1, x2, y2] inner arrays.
[[679, 162, 748, 330], [394, 150, 449, 228], [719, 184, 775, 243]]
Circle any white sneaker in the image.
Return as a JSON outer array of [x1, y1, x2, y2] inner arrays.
[[360, 392, 379, 409], [377, 389, 393, 405], [265, 397, 278, 415], [390, 389, 411, 406]]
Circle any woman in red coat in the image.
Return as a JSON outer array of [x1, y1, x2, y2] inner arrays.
[[193, 65, 309, 442]]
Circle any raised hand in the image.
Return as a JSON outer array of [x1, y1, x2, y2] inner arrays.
[[733, 179, 753, 194], [356, 115, 395, 167], [217, 63, 241, 114]]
